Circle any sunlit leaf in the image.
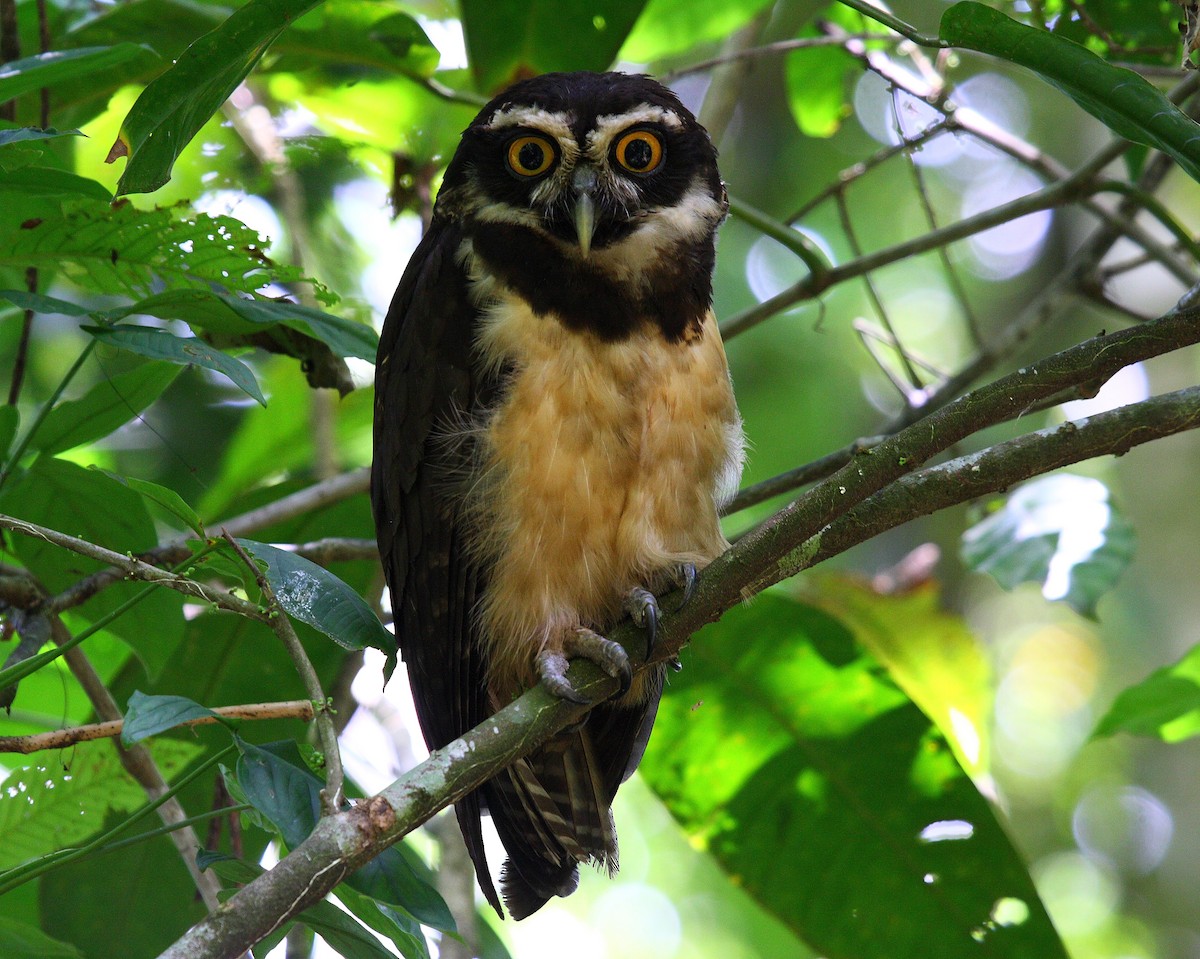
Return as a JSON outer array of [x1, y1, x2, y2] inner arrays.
[[29, 361, 180, 457], [1094, 643, 1200, 742], [0, 739, 200, 871], [941, 2, 1200, 183], [805, 577, 991, 776], [85, 324, 267, 407], [961, 474, 1135, 618], [0, 916, 85, 958], [621, 0, 773, 61], [641, 594, 1066, 959], [270, 4, 440, 80], [0, 46, 158, 103], [462, 0, 649, 93], [121, 691, 218, 745], [111, 0, 325, 195], [236, 539, 395, 655]]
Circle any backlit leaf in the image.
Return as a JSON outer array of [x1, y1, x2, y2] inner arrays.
[[1094, 643, 1200, 742]]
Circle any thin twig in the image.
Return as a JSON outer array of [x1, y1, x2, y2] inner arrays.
[[0, 700, 317, 754], [6, 268, 37, 406], [222, 532, 345, 814]]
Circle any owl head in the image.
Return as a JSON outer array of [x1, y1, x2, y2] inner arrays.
[[440, 72, 727, 262]]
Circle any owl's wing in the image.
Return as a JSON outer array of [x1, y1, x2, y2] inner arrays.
[[371, 218, 503, 913]]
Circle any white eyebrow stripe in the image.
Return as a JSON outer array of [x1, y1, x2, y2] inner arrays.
[[586, 105, 682, 158], [486, 106, 574, 141]]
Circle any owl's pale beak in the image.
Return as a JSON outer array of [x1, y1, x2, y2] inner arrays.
[[572, 165, 599, 257]]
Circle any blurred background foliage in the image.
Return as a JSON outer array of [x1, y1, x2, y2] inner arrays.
[[1, 0, 1200, 957]]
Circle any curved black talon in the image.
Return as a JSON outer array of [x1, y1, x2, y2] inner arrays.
[[676, 563, 697, 611], [624, 586, 660, 653], [539, 627, 634, 700], [536, 649, 590, 704], [667, 656, 683, 672]]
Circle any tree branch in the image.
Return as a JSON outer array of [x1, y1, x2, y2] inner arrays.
[[0, 700, 317, 754], [157, 302, 1200, 959]]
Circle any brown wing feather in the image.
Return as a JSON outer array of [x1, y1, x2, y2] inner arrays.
[[371, 219, 503, 914]]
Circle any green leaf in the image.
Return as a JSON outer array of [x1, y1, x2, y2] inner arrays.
[[0, 166, 113, 201], [84, 324, 267, 407], [121, 691, 218, 745], [112, 289, 373, 361], [0, 46, 158, 103], [30, 361, 180, 457], [0, 916, 85, 959], [807, 577, 991, 776], [961, 474, 1135, 618], [940, 2, 1200, 183], [640, 594, 1067, 959], [0, 739, 199, 871], [236, 539, 395, 655], [0, 200, 301, 299], [784, 39, 853, 138], [98, 470, 205, 537], [111, 0, 326, 195], [0, 289, 91, 316], [235, 739, 454, 932], [0, 127, 84, 149], [333, 883, 431, 959], [270, 4, 440, 80], [621, 0, 774, 61], [462, 0, 649, 93], [1094, 643, 1200, 742]]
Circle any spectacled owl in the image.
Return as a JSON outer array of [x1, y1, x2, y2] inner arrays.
[[371, 71, 744, 919]]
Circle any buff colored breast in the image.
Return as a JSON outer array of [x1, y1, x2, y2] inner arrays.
[[469, 291, 743, 703]]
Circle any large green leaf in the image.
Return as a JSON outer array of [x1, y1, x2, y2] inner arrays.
[[0, 127, 84, 149], [28, 361, 180, 457], [84, 324, 267, 407], [941, 2, 1200, 183], [0, 916, 85, 959], [0, 46, 158, 103], [269, 3, 440, 80], [961, 474, 1135, 619], [641, 594, 1066, 959], [1093, 642, 1200, 742], [122, 691, 219, 745], [620, 0, 774, 61], [237, 539, 395, 656], [462, 0, 650, 93], [111, 0, 326, 195], [0, 739, 199, 871]]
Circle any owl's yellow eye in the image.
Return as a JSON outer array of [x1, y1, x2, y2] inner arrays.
[[506, 135, 557, 177], [613, 129, 664, 174]]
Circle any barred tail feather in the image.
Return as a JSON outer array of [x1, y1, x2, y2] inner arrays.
[[487, 729, 618, 918]]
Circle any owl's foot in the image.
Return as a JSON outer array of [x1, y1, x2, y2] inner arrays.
[[623, 563, 698, 654], [537, 628, 632, 705]]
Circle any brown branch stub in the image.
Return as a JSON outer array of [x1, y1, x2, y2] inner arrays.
[[0, 700, 317, 754]]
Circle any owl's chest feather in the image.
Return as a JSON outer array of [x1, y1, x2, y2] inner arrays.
[[467, 287, 742, 693]]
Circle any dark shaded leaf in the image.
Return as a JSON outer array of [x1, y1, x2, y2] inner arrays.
[[98, 470, 205, 537], [0, 166, 113, 201], [29, 361, 180, 457], [462, 0, 649, 93], [0, 405, 17, 465], [961, 474, 1134, 618], [0, 46, 158, 103], [113, 289, 373, 361], [236, 539, 395, 655], [941, 2, 1200, 183], [233, 739, 453, 932], [641, 594, 1066, 959], [0, 127, 84, 148], [111, 0, 325, 195], [122, 691, 218, 745], [85, 324, 267, 407], [0, 289, 91, 316], [1094, 644, 1200, 742]]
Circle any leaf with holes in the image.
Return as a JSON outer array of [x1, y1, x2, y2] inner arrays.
[[235, 539, 395, 655], [961, 474, 1135, 618]]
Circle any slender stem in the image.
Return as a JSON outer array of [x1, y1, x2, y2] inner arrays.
[[223, 533, 345, 814], [6, 268, 36, 406], [834, 0, 946, 47], [728, 196, 831, 281]]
